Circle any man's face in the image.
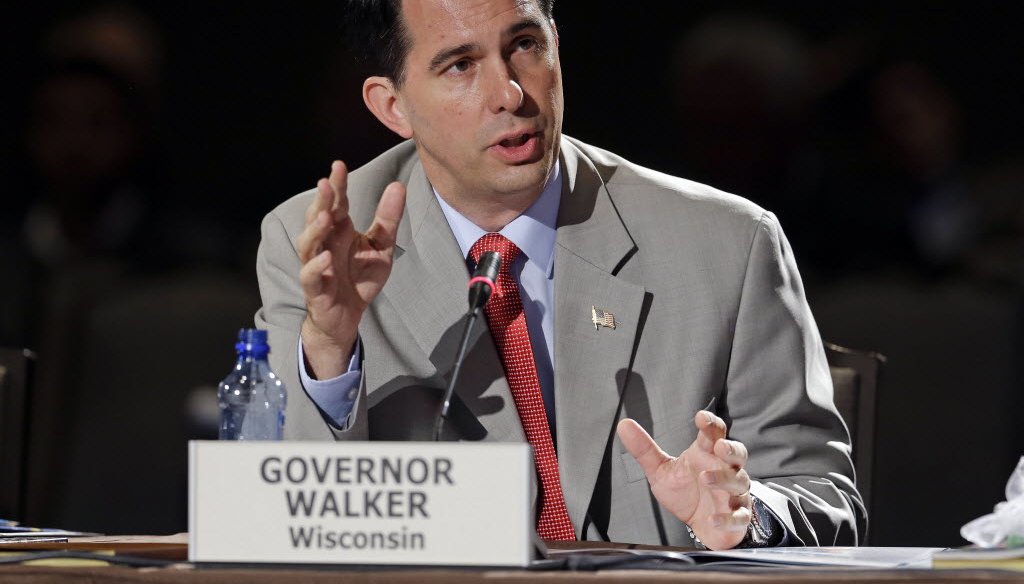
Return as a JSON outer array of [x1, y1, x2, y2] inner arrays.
[[393, 0, 563, 204]]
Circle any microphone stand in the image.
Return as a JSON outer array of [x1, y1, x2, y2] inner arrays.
[[433, 309, 481, 441], [433, 251, 500, 441]]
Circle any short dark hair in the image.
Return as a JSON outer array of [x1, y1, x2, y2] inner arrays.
[[344, 0, 555, 88]]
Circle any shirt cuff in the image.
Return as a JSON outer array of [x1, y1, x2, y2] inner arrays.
[[297, 336, 362, 428], [761, 499, 792, 546], [738, 495, 791, 548]]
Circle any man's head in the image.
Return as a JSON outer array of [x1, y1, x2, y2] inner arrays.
[[346, 0, 554, 89], [348, 0, 563, 223]]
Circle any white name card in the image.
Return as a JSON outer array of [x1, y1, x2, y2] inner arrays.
[[188, 440, 533, 567]]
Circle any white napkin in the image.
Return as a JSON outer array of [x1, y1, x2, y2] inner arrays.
[[961, 456, 1024, 547]]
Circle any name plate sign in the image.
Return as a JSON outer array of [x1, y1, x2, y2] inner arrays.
[[189, 440, 532, 566]]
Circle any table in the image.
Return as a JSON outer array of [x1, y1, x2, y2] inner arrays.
[[1, 565, 1023, 583], [1, 536, 1022, 583]]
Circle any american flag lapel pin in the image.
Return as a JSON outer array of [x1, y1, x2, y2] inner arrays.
[[591, 306, 616, 330]]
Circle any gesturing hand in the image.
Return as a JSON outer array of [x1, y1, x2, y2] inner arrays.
[[296, 160, 406, 379], [617, 411, 752, 550]]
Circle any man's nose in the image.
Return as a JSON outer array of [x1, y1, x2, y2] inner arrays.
[[486, 64, 525, 114]]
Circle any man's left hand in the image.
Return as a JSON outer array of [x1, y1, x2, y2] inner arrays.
[[617, 411, 752, 550]]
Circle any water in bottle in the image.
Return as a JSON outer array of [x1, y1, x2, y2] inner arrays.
[[218, 329, 287, 440]]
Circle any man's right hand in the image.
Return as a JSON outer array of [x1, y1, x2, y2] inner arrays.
[[296, 160, 406, 379]]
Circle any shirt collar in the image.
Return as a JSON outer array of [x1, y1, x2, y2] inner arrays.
[[434, 160, 561, 277]]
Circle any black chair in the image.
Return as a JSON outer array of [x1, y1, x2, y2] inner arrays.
[[825, 342, 885, 541], [0, 348, 34, 521], [25, 269, 260, 533]]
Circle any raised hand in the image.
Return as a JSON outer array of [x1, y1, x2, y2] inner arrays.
[[617, 411, 752, 550], [296, 160, 406, 379]]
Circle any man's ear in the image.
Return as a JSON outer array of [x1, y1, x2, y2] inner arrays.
[[363, 76, 413, 139]]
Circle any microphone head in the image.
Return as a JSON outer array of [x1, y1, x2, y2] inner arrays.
[[476, 251, 500, 281], [467, 251, 501, 312]]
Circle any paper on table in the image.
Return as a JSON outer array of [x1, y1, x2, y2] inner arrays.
[[932, 545, 1024, 570], [546, 542, 941, 569], [0, 530, 91, 539], [689, 546, 942, 568], [61, 534, 189, 545], [0, 520, 96, 539], [934, 545, 1024, 560], [0, 533, 188, 561]]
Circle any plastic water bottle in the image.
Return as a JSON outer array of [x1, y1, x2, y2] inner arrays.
[[218, 329, 286, 440]]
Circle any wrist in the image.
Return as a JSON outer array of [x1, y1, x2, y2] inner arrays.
[[684, 523, 707, 550], [685, 497, 773, 550], [301, 316, 359, 379]]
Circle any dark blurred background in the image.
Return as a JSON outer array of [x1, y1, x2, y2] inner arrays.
[[1, 1, 1021, 546]]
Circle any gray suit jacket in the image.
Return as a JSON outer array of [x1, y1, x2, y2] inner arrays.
[[256, 136, 866, 547]]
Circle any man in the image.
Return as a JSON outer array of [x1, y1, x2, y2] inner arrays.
[[257, 0, 864, 550]]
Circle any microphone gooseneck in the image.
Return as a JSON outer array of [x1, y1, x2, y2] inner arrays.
[[433, 251, 501, 441]]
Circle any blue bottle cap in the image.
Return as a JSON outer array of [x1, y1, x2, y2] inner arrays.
[[241, 329, 268, 345], [236, 328, 270, 356]]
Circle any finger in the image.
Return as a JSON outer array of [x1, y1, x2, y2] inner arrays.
[[617, 418, 673, 480], [305, 178, 335, 225], [713, 439, 748, 469], [711, 507, 752, 533], [296, 210, 332, 264], [365, 181, 406, 251], [299, 249, 332, 298], [695, 410, 727, 452], [328, 161, 350, 222], [729, 491, 753, 511], [700, 468, 751, 497]]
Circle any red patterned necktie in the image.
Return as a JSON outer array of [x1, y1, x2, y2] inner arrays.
[[469, 233, 576, 541]]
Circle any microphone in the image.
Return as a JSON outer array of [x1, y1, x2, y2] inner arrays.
[[467, 251, 500, 313], [434, 251, 501, 440]]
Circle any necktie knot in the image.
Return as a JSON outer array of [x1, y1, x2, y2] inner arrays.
[[469, 233, 521, 273]]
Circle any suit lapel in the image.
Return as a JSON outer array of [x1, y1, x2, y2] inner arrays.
[[376, 143, 645, 530], [554, 140, 646, 534], [379, 162, 525, 443]]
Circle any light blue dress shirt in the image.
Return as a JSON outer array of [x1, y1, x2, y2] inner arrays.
[[300, 162, 562, 429]]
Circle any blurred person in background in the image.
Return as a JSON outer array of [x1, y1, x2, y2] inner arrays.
[[6, 5, 170, 531], [3, 5, 167, 349], [666, 9, 1024, 547], [7, 5, 257, 534]]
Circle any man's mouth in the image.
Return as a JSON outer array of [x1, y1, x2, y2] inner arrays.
[[499, 133, 532, 148], [488, 130, 543, 164]]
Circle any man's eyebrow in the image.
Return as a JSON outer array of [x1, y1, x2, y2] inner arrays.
[[507, 17, 544, 37], [428, 42, 480, 72], [426, 18, 546, 72]]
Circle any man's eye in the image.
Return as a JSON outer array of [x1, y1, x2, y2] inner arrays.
[[448, 59, 472, 74], [515, 37, 538, 52]]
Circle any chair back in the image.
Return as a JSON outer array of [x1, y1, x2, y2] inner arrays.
[[25, 269, 259, 533], [826, 342, 885, 536], [0, 348, 34, 520]]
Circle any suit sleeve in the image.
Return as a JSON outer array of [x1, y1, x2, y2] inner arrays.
[[725, 211, 866, 545], [254, 210, 369, 441]]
